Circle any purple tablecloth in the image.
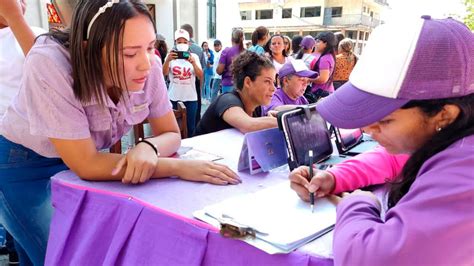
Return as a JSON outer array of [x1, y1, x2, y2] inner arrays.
[[45, 129, 335, 265]]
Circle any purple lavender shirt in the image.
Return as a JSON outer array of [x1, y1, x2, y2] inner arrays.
[[310, 53, 335, 93], [263, 88, 308, 115], [218, 45, 242, 86], [333, 135, 474, 266], [0, 36, 172, 158]]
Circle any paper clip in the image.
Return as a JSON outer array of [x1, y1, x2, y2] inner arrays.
[[216, 214, 267, 239]]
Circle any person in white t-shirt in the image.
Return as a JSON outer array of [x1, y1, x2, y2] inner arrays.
[[210, 39, 222, 103], [163, 29, 203, 136], [0, 0, 45, 118], [0, 1, 46, 264]]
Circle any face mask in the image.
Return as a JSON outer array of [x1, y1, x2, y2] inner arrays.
[[176, 43, 189, 52]]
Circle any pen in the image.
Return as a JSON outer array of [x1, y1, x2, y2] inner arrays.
[[308, 150, 314, 213]]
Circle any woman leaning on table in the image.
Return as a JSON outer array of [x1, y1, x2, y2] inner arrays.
[[290, 16, 474, 265], [0, 1, 239, 265], [194, 51, 278, 136]]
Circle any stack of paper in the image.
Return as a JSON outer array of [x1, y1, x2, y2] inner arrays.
[[193, 181, 336, 254]]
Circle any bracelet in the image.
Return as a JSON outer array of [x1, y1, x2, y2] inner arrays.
[[136, 138, 160, 157]]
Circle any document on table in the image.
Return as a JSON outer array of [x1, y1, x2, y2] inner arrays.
[[177, 146, 223, 161], [193, 181, 336, 254]]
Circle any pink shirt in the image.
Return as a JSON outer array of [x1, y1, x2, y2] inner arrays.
[[334, 136, 474, 265], [329, 146, 409, 193], [0, 36, 172, 158]]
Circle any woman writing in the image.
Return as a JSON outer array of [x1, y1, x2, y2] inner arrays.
[[290, 17, 474, 265]]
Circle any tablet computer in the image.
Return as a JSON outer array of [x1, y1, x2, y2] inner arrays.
[[333, 127, 378, 156], [278, 105, 333, 171]]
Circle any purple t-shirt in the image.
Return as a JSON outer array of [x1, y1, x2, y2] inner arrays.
[[0, 36, 172, 158], [333, 135, 474, 265], [218, 45, 242, 86], [263, 88, 308, 115], [310, 53, 335, 93]]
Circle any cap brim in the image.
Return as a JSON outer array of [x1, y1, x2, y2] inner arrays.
[[316, 82, 409, 129], [295, 70, 318, 79]]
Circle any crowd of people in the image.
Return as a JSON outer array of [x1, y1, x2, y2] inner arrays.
[[0, 0, 472, 265], [156, 23, 359, 137]]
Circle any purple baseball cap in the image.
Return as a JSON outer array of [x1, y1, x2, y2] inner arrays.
[[300, 35, 316, 50], [317, 16, 474, 129], [279, 60, 318, 79]]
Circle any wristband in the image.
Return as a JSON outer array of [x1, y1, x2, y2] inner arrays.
[[136, 138, 160, 157]]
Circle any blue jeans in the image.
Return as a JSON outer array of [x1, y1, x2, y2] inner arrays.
[[171, 100, 198, 137], [203, 73, 213, 100], [221, 85, 234, 94], [0, 136, 68, 265], [210, 78, 221, 103]]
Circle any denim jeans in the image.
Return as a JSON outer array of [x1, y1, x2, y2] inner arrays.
[[171, 100, 198, 137], [210, 78, 221, 103], [203, 73, 213, 100], [221, 85, 234, 94], [0, 135, 67, 265]]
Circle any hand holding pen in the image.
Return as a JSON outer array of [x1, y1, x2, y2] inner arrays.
[[308, 150, 315, 212], [289, 164, 337, 203]]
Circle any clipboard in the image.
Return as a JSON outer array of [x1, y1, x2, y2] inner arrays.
[[193, 181, 336, 254], [237, 128, 288, 174]]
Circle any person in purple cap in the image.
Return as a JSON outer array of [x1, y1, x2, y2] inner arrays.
[[292, 16, 474, 265], [263, 60, 316, 115], [295, 35, 316, 68]]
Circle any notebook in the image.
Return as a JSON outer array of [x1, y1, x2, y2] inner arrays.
[[193, 181, 336, 254]]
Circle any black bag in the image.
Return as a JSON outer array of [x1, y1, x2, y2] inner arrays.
[[304, 87, 330, 104], [304, 54, 333, 103]]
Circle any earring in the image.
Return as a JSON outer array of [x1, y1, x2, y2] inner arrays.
[[436, 127, 442, 132]]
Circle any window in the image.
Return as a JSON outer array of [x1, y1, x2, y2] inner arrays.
[[346, 30, 356, 39], [300, 6, 321, 18], [256, 9, 273, 20], [207, 0, 216, 38], [365, 32, 370, 40], [363, 6, 366, 13], [280, 32, 297, 38], [282, 8, 292, 19], [302, 31, 320, 37], [244, 33, 252, 40], [240, 10, 252, 20], [370, 11, 374, 17], [331, 7, 342, 17]]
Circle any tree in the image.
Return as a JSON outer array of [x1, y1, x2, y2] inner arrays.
[[465, 0, 474, 30]]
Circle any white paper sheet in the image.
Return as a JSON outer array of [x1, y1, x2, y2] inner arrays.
[[194, 181, 336, 253]]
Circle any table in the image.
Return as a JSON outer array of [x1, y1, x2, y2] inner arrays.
[[45, 129, 336, 265]]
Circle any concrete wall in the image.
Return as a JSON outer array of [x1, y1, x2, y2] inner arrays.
[[24, 0, 49, 30], [215, 0, 241, 47]]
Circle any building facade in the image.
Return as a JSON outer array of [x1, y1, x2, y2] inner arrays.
[[24, 0, 387, 54], [238, 0, 389, 54]]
